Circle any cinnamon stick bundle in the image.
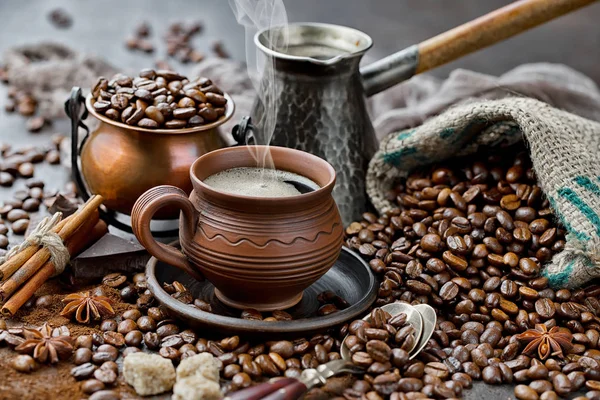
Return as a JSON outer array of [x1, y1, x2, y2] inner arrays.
[[0, 216, 70, 281], [0, 195, 104, 301], [1, 217, 108, 317]]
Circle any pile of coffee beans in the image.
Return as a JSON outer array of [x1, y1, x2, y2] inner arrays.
[[91, 69, 227, 129]]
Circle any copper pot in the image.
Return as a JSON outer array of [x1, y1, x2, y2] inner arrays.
[[131, 146, 344, 311], [69, 91, 234, 220]]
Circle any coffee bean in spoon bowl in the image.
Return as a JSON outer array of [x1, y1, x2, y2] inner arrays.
[[341, 303, 425, 362]]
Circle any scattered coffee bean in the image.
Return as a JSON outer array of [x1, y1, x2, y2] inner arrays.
[[11, 355, 36, 373]]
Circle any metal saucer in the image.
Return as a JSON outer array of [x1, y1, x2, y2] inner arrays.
[[146, 245, 377, 338]]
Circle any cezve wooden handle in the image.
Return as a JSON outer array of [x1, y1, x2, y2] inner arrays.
[[362, 0, 598, 96], [223, 378, 307, 400], [416, 0, 597, 73]]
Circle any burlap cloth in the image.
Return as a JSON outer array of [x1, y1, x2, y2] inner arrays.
[[367, 96, 600, 289]]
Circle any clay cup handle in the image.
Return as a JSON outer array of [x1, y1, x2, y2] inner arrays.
[[131, 185, 204, 282]]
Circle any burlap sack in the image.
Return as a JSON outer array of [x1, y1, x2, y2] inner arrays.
[[367, 97, 600, 289]]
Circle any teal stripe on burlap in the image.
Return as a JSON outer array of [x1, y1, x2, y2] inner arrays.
[[383, 147, 417, 167], [544, 260, 574, 287], [397, 129, 415, 141], [547, 196, 590, 241], [558, 187, 600, 236], [575, 176, 600, 197], [439, 128, 454, 139]]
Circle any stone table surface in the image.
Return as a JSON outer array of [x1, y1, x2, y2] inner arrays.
[[0, 0, 598, 399]]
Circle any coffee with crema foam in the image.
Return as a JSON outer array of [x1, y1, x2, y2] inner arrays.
[[203, 167, 320, 197]]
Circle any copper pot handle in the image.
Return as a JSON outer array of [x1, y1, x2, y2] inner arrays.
[[224, 378, 307, 400], [131, 185, 204, 281]]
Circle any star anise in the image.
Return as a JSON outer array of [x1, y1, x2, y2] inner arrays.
[[516, 324, 573, 360], [14, 323, 73, 363], [60, 291, 115, 323]]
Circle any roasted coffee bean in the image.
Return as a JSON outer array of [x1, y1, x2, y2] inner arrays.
[[366, 340, 392, 363], [7, 209, 28, 222], [11, 355, 36, 373], [120, 328, 142, 347], [81, 379, 105, 395], [515, 384, 539, 400], [88, 390, 120, 400], [94, 367, 117, 385], [482, 365, 502, 384], [270, 341, 294, 359], [552, 373, 572, 395], [443, 251, 468, 271], [22, 198, 39, 212], [232, 372, 252, 388], [535, 298, 556, 319], [100, 320, 117, 332], [424, 362, 449, 379], [421, 233, 444, 252], [71, 363, 97, 380], [102, 273, 126, 288], [92, 346, 118, 363], [136, 293, 154, 310], [74, 348, 93, 365], [74, 335, 93, 350], [439, 281, 459, 301], [318, 304, 338, 316], [372, 372, 400, 395], [159, 346, 181, 360]]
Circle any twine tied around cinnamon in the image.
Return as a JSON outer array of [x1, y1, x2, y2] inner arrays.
[[0, 212, 70, 277]]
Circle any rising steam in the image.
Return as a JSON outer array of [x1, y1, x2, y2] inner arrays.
[[229, 0, 288, 172]]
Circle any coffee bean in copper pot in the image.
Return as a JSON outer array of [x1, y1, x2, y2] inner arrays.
[[198, 107, 218, 121]]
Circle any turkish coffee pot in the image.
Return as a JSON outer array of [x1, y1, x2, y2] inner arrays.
[[249, 0, 596, 225]]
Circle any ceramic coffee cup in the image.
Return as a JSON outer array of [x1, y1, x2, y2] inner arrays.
[[131, 146, 344, 311]]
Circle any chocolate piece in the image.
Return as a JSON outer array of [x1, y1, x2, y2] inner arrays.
[[70, 234, 150, 281], [48, 194, 79, 217]]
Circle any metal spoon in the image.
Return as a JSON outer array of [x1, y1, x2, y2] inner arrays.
[[411, 304, 437, 359], [340, 302, 423, 361]]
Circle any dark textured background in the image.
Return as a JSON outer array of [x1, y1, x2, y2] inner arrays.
[[1, 0, 599, 80], [0, 1, 597, 398]]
